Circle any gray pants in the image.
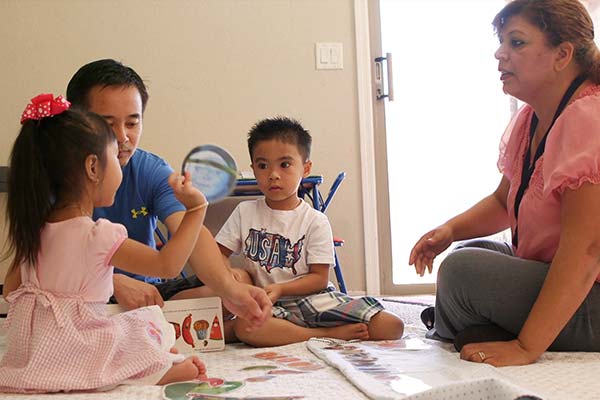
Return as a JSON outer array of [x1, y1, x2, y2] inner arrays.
[[434, 239, 600, 351]]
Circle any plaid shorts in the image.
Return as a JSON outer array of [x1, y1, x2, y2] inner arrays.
[[272, 288, 384, 328]]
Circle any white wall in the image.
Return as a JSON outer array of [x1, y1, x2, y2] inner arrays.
[[0, 0, 369, 292]]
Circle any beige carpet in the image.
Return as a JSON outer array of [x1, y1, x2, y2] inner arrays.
[[379, 295, 434, 327]]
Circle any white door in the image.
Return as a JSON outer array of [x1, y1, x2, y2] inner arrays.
[[376, 0, 512, 294]]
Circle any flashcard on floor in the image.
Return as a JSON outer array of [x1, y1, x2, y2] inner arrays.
[[107, 297, 225, 353], [363, 337, 432, 351], [253, 351, 323, 371], [163, 378, 243, 399], [163, 378, 307, 400]]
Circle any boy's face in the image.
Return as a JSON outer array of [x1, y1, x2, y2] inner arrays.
[[251, 139, 312, 210], [87, 85, 143, 167]]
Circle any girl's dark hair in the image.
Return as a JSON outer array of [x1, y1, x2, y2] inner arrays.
[[493, 0, 600, 83], [247, 116, 312, 162], [5, 109, 115, 271]]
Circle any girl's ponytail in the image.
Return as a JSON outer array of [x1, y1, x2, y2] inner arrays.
[[6, 120, 54, 271], [4, 94, 115, 272]]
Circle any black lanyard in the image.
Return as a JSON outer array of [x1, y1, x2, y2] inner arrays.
[[512, 74, 587, 247]]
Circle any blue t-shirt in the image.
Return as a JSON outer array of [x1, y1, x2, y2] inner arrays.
[[93, 148, 185, 283]]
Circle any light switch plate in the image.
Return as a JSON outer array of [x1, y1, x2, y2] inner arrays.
[[315, 42, 343, 70]]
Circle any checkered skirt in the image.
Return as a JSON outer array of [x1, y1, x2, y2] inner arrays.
[[0, 284, 179, 393]]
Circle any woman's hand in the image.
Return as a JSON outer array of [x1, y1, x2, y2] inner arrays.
[[168, 171, 207, 210], [460, 339, 539, 367], [408, 224, 454, 276], [264, 284, 283, 304]]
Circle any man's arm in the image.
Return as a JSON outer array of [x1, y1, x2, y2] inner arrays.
[[165, 211, 271, 327], [165, 212, 233, 294]]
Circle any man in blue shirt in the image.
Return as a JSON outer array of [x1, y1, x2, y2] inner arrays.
[[66, 59, 270, 331]]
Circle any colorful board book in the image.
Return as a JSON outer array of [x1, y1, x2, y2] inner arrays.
[[106, 297, 225, 353]]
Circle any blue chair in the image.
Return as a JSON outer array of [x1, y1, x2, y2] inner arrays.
[[319, 172, 348, 294], [320, 172, 346, 214]]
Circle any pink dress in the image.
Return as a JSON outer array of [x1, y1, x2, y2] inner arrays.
[[0, 217, 183, 393], [498, 84, 600, 280]]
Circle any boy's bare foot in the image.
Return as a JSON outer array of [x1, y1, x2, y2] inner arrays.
[[322, 323, 370, 341], [223, 319, 239, 343], [157, 356, 206, 384]]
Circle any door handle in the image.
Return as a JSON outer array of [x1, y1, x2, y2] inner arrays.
[[374, 52, 394, 101]]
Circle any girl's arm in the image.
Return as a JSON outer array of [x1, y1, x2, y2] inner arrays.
[[264, 264, 330, 302], [110, 205, 206, 279], [3, 265, 21, 299], [111, 172, 207, 278]]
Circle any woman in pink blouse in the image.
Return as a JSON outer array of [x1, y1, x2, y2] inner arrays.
[[409, 0, 600, 367]]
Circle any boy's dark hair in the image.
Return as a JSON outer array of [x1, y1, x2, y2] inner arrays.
[[5, 109, 116, 271], [247, 116, 312, 162], [66, 59, 149, 112]]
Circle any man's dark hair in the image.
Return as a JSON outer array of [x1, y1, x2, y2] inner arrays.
[[66, 59, 149, 112]]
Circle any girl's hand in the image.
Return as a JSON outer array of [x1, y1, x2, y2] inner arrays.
[[168, 172, 207, 210], [408, 224, 454, 276], [113, 273, 163, 310], [264, 284, 283, 304]]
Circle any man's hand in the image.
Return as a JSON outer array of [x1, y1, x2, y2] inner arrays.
[[113, 273, 164, 310], [229, 268, 245, 282], [221, 281, 271, 330], [264, 283, 283, 304]]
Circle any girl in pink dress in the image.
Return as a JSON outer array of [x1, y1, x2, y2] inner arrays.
[[0, 93, 208, 393]]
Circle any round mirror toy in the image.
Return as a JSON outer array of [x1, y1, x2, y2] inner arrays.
[[181, 144, 239, 203]]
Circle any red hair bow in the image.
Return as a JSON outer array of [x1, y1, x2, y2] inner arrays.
[[20, 93, 71, 124]]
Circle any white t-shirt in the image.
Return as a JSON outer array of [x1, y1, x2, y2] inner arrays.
[[216, 198, 334, 288]]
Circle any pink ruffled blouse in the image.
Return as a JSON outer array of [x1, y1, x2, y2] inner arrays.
[[498, 85, 600, 270]]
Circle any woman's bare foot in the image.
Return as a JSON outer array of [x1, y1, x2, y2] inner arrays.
[[321, 323, 370, 341], [157, 356, 206, 384]]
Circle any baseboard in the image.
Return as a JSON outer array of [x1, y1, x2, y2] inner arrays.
[[348, 290, 366, 296]]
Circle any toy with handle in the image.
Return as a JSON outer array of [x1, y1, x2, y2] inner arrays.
[[181, 144, 239, 203]]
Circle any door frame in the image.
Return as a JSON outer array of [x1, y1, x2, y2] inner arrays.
[[354, 0, 382, 295], [354, 0, 436, 295]]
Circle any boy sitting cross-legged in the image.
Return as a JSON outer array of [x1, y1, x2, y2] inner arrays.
[[216, 116, 404, 347]]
